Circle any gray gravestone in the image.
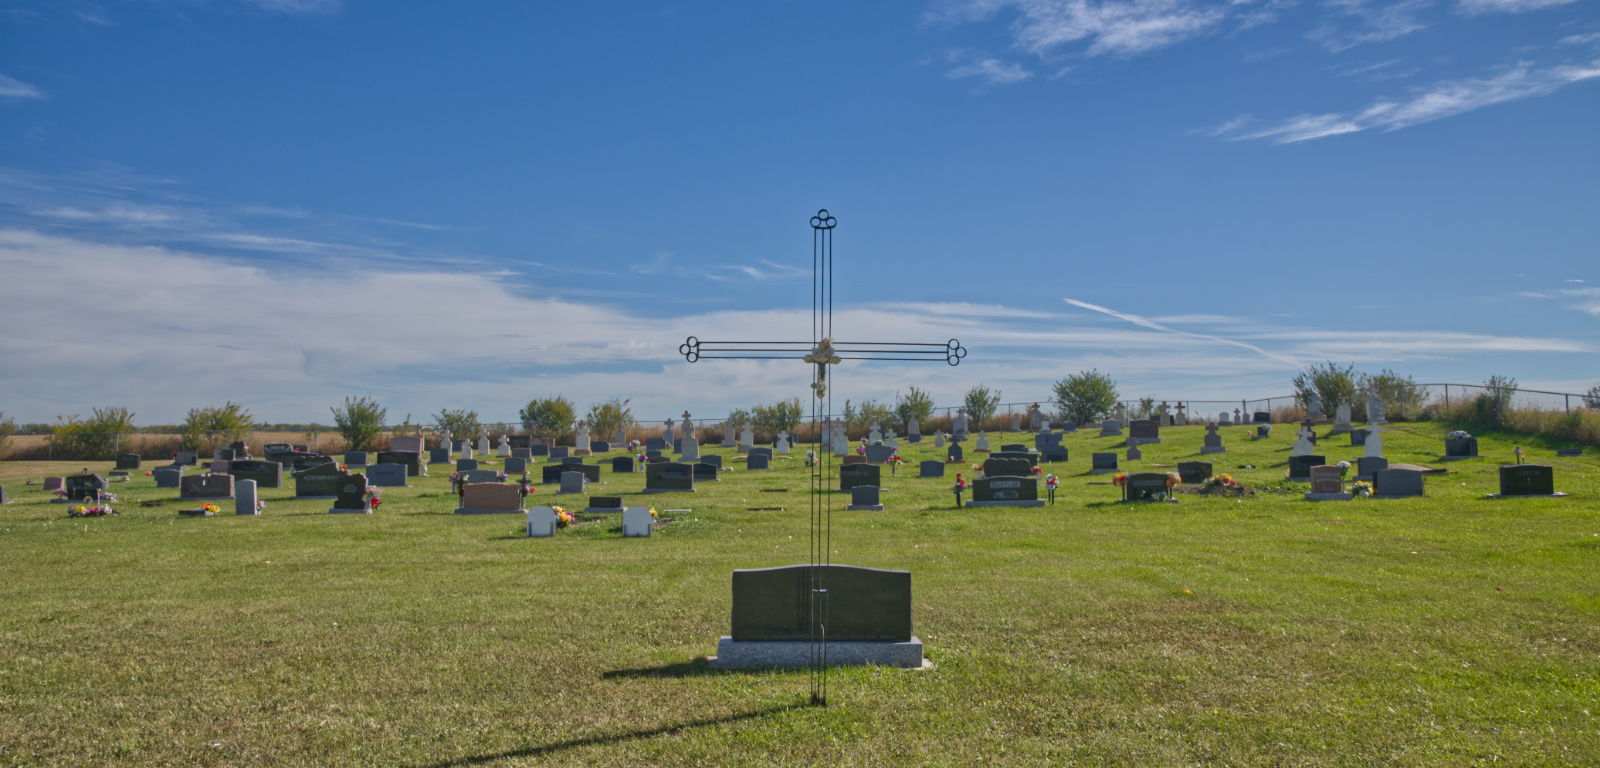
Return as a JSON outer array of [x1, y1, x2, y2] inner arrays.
[[612, 456, 635, 474], [644, 461, 695, 493], [456, 458, 479, 472], [840, 463, 881, 491], [1091, 453, 1118, 473], [458, 469, 499, 484], [530, 444, 551, 457], [1372, 468, 1424, 498], [1288, 455, 1326, 481], [65, 474, 108, 501], [511, 447, 532, 459], [982, 457, 1032, 478], [293, 463, 344, 498], [542, 463, 598, 483], [645, 437, 665, 451], [344, 451, 368, 467], [115, 453, 141, 470], [919, 460, 945, 478], [848, 485, 884, 511], [692, 462, 720, 482], [1127, 444, 1141, 461], [331, 474, 370, 513], [376, 451, 422, 477], [550, 446, 570, 459], [1176, 461, 1212, 484], [700, 454, 724, 469], [1355, 456, 1388, 480], [732, 564, 910, 642], [236, 479, 259, 515], [558, 471, 585, 495], [153, 466, 183, 488], [504, 457, 528, 473], [1128, 419, 1160, 444], [1201, 423, 1225, 454], [366, 463, 408, 487], [1099, 420, 1121, 437], [748, 453, 770, 470], [174, 450, 198, 466], [865, 444, 894, 464], [429, 447, 451, 464]]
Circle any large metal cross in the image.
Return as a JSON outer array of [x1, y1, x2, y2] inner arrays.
[[678, 209, 966, 705]]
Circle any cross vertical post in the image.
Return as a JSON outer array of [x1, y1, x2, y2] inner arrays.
[[679, 209, 966, 706]]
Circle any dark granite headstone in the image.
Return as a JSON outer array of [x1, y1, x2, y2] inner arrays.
[[1000, 443, 1027, 453], [1125, 472, 1170, 501], [591, 441, 611, 453], [700, 454, 724, 469], [1091, 452, 1118, 471], [1288, 455, 1326, 481], [504, 457, 528, 473], [1356, 456, 1388, 479], [115, 453, 141, 470], [982, 457, 1032, 478], [991, 450, 1038, 467], [644, 461, 695, 492], [509, 435, 532, 450], [1253, 412, 1272, 424], [344, 451, 368, 467], [1373, 468, 1424, 498], [692, 462, 719, 482], [227, 460, 283, 489], [550, 446, 570, 459], [645, 449, 663, 459], [645, 437, 666, 451], [174, 450, 198, 466], [841, 455, 867, 466], [560, 456, 584, 465], [215, 448, 236, 462], [293, 463, 344, 497], [542, 463, 599, 483], [612, 456, 635, 474], [1176, 461, 1213, 484], [456, 458, 479, 472], [840, 463, 881, 491], [947, 443, 964, 462], [1129, 420, 1160, 442], [646, 455, 671, 464], [1499, 464, 1554, 496], [1035, 432, 1068, 462], [65, 474, 108, 501], [865, 444, 894, 464], [748, 447, 774, 461], [153, 466, 183, 488], [332, 474, 370, 512], [530, 444, 550, 457], [748, 453, 770, 470], [849, 485, 882, 509], [587, 495, 624, 512], [731, 564, 911, 642], [429, 447, 451, 464], [972, 475, 1037, 503], [1351, 429, 1369, 447], [179, 473, 234, 500], [1445, 437, 1480, 458], [1556, 448, 1583, 457], [919, 460, 945, 478], [510, 447, 532, 459], [291, 455, 336, 472], [376, 451, 421, 477]]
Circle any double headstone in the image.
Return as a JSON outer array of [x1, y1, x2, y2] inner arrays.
[[1124, 472, 1170, 502], [643, 461, 695, 493], [1128, 420, 1160, 445], [294, 463, 344, 498], [967, 475, 1041, 507], [1372, 468, 1423, 498], [712, 564, 920, 669], [228, 460, 283, 489], [840, 463, 881, 492], [65, 474, 109, 501], [456, 483, 524, 514], [366, 463, 409, 487], [180, 473, 234, 500], [1495, 465, 1562, 497]]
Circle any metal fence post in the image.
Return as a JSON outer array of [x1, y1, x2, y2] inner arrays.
[[1444, 384, 1449, 410]]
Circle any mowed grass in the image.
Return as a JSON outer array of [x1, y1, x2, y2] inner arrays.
[[2, 423, 1598, 767]]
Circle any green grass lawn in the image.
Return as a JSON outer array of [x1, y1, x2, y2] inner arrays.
[[2, 422, 1597, 766]]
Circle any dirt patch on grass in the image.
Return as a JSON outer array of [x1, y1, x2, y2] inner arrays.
[[1174, 483, 1256, 498]]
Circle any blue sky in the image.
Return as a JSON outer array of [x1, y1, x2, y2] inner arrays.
[[1, 0, 1596, 425]]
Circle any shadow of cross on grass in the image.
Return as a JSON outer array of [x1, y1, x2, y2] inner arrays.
[[410, 702, 805, 767]]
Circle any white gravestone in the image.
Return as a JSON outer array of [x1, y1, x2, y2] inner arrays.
[[975, 433, 989, 451], [527, 506, 557, 538], [833, 430, 848, 457], [621, 506, 654, 538], [477, 432, 490, 456], [1291, 426, 1316, 457], [775, 432, 791, 453], [681, 436, 700, 461], [868, 424, 882, 444], [740, 425, 755, 452], [497, 434, 511, 457], [575, 421, 591, 453]]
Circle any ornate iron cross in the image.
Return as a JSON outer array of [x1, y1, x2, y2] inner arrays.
[[679, 209, 966, 705]]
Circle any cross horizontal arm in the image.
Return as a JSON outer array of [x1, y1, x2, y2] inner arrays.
[[679, 337, 966, 365]]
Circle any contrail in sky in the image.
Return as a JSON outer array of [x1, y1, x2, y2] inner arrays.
[[1063, 298, 1302, 369]]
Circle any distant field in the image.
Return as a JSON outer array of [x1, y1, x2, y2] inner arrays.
[[2, 423, 1597, 766]]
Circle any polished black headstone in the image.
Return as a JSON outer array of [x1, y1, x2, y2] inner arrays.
[[731, 564, 911, 642]]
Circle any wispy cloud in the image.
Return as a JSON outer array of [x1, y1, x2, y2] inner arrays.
[[1308, 0, 1431, 52], [1522, 286, 1600, 316], [930, 0, 1233, 58], [1206, 57, 1600, 142], [0, 74, 45, 100], [945, 52, 1034, 85], [1064, 298, 1304, 367], [242, 0, 343, 14], [1458, 0, 1580, 15]]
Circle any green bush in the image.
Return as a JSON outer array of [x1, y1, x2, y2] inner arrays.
[[584, 399, 633, 438], [963, 384, 1002, 430], [519, 397, 575, 440], [751, 398, 805, 441], [1052, 370, 1118, 426], [52, 407, 136, 460], [433, 409, 482, 441], [1292, 362, 1360, 415], [181, 402, 255, 453], [893, 387, 936, 427], [332, 396, 388, 452]]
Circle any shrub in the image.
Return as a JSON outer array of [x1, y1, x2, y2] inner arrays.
[[1584, 385, 1600, 410], [181, 402, 255, 453], [893, 387, 936, 427], [0, 411, 14, 459], [332, 396, 388, 452], [963, 384, 1002, 429], [1292, 362, 1360, 415], [519, 397, 575, 440], [433, 409, 482, 441], [1364, 369, 1425, 421], [52, 407, 137, 460], [1052, 370, 1118, 426], [585, 399, 633, 438], [751, 397, 805, 441]]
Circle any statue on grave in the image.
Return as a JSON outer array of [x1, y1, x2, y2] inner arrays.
[[680, 411, 694, 436]]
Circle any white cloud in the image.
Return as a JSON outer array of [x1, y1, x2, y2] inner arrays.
[[1309, 0, 1431, 52], [946, 56, 1034, 84], [931, 0, 1232, 57], [1459, 0, 1580, 14], [0, 74, 45, 100], [1209, 57, 1600, 142]]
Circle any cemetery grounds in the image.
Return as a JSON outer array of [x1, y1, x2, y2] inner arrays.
[[1, 422, 1597, 766]]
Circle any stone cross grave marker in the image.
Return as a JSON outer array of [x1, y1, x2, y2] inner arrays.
[[1201, 423, 1226, 454]]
